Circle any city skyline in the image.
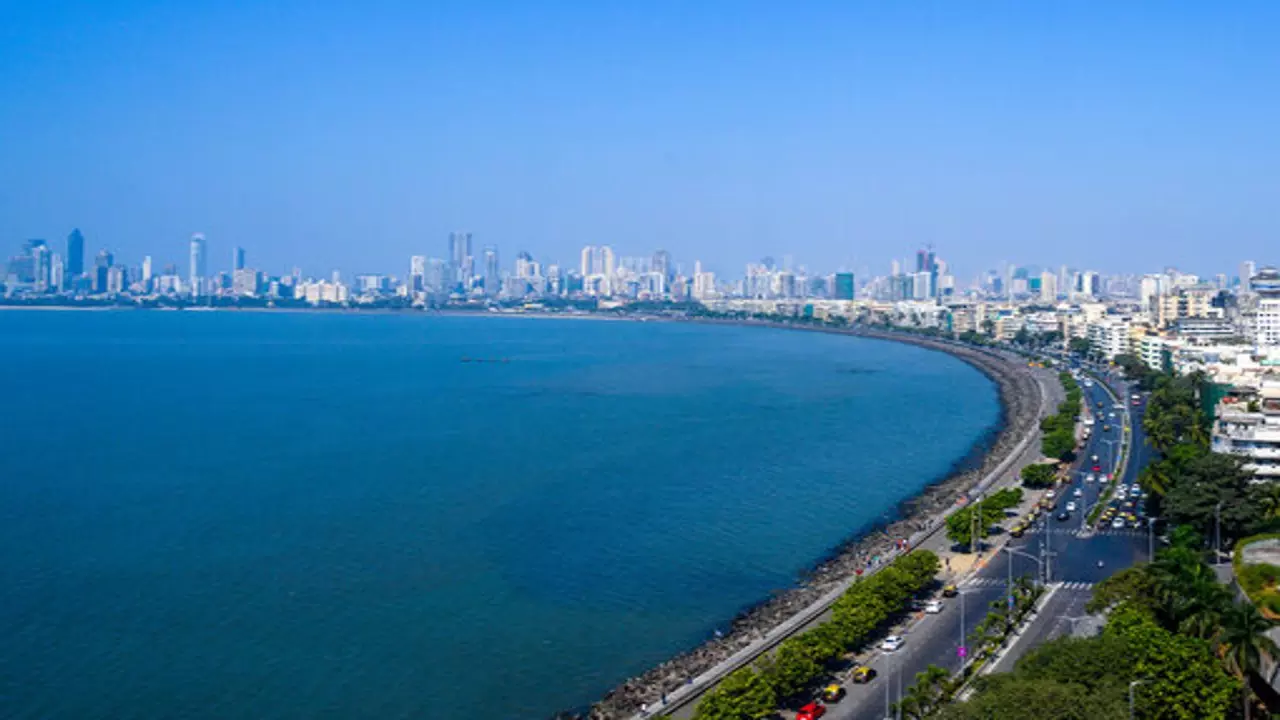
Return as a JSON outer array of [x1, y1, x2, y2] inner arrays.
[[4, 4, 1280, 276]]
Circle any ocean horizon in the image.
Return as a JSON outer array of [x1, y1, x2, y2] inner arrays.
[[0, 312, 1000, 719]]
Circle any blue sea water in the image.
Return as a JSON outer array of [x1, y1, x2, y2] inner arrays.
[[0, 311, 999, 719]]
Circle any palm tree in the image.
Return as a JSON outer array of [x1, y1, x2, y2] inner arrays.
[[1217, 600, 1280, 720]]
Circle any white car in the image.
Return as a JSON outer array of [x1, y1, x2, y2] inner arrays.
[[1084, 474, 1095, 483], [1066, 502, 1077, 512], [924, 600, 943, 614], [1046, 489, 1056, 499], [881, 635, 905, 652], [1073, 488, 1084, 497], [1111, 518, 1125, 529]]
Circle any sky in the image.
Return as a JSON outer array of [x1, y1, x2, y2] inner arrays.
[[2, 1, 1279, 280]]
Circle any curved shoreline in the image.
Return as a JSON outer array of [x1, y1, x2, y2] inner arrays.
[[585, 322, 1042, 720]]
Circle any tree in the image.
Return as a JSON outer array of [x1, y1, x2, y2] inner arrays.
[[1042, 430, 1076, 462], [1086, 565, 1161, 616], [1162, 452, 1262, 542], [691, 667, 776, 720], [1104, 608, 1239, 720], [896, 665, 952, 719], [1068, 337, 1093, 357], [1020, 463, 1057, 488], [1216, 600, 1279, 720], [756, 635, 824, 699]]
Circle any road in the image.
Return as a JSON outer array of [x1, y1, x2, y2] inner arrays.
[[827, 366, 1155, 720]]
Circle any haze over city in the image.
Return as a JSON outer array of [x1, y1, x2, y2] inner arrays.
[[4, 2, 1279, 277]]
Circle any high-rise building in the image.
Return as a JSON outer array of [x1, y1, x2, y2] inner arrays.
[[189, 233, 207, 297], [483, 246, 499, 295], [232, 268, 260, 296], [834, 272, 855, 300], [66, 229, 85, 278], [106, 265, 126, 294], [32, 244, 52, 292], [1038, 271, 1057, 303], [50, 253, 64, 292], [409, 255, 426, 293], [448, 232, 472, 287], [233, 246, 246, 271], [1241, 261, 1258, 289], [142, 256, 153, 292], [1253, 267, 1280, 349], [652, 250, 673, 282], [94, 250, 114, 293], [580, 246, 596, 277]]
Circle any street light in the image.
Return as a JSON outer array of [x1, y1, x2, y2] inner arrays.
[[958, 588, 982, 673], [1215, 502, 1224, 566], [1129, 679, 1147, 719], [1004, 546, 1045, 588]]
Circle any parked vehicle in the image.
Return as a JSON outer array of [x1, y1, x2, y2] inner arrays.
[[881, 635, 905, 652], [925, 600, 943, 614], [821, 684, 846, 703], [943, 585, 958, 598]]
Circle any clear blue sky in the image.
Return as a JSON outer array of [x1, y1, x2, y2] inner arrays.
[[2, 1, 1278, 280]]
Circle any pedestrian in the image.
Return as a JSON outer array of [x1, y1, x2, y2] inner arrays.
[[641, 702, 649, 717], [661, 692, 667, 706]]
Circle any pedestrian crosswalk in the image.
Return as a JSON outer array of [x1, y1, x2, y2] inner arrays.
[[1019, 527, 1148, 539], [1059, 581, 1095, 591], [959, 577, 1095, 591]]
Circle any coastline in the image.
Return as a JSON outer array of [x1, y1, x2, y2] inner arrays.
[[586, 322, 1041, 720]]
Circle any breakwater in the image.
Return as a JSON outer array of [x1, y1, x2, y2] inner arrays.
[[587, 325, 1042, 720]]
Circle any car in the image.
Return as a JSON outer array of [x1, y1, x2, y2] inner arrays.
[[943, 584, 958, 598], [1010, 524, 1026, 538], [851, 666, 877, 684], [1066, 501, 1077, 512], [797, 702, 827, 720], [1109, 412, 1116, 418], [881, 635, 905, 652], [1056, 511, 1071, 522], [1073, 488, 1084, 497], [1084, 473, 1095, 483], [821, 684, 847, 703], [1103, 425, 1111, 432], [925, 600, 943, 614], [1046, 489, 1056, 499], [1093, 465, 1102, 472], [1112, 518, 1125, 529]]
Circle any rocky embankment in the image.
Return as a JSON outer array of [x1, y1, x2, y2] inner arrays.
[[584, 327, 1043, 720]]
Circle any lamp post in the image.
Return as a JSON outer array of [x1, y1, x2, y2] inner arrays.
[[1215, 501, 1224, 566], [1129, 679, 1147, 719], [1004, 546, 1045, 588]]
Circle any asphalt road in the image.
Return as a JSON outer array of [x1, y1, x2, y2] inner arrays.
[[827, 368, 1155, 720]]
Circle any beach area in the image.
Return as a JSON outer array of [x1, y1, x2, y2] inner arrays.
[[585, 324, 1044, 720]]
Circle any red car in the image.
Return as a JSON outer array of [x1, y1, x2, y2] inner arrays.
[[798, 703, 827, 720], [1092, 465, 1102, 472]]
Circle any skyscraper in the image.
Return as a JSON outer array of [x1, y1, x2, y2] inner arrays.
[[50, 254, 64, 291], [483, 246, 499, 295], [834, 272, 855, 300], [94, 250, 114, 293], [410, 255, 426, 293], [189, 233, 207, 297], [233, 246, 246, 271], [448, 232, 472, 287], [1241, 260, 1258, 288], [142, 256, 153, 292], [580, 246, 596, 277], [66, 229, 84, 278], [32, 244, 52, 292], [652, 250, 673, 282]]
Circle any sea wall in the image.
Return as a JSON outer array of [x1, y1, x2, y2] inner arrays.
[[585, 324, 1043, 720]]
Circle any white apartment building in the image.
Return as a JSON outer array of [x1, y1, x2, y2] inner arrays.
[[1213, 376, 1280, 482], [1087, 316, 1132, 360]]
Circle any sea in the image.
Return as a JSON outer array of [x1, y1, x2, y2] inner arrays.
[[0, 310, 1000, 719]]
